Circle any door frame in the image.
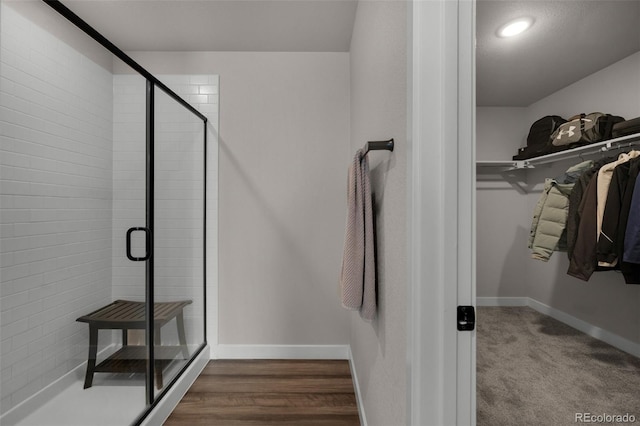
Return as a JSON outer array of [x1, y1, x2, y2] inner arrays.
[[408, 0, 476, 424]]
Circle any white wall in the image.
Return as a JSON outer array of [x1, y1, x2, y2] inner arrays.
[[124, 51, 352, 346], [0, 3, 113, 414], [476, 107, 530, 298], [476, 107, 527, 161], [348, 1, 407, 425], [526, 51, 640, 123], [477, 51, 640, 344]]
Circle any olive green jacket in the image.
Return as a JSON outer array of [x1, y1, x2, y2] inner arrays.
[[529, 160, 593, 261]]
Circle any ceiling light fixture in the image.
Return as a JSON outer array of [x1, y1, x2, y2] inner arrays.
[[497, 17, 534, 38]]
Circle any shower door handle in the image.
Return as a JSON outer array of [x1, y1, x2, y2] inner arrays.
[[126, 227, 152, 261]]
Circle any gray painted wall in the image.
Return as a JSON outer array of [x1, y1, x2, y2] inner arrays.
[[476, 107, 527, 161], [348, 2, 408, 425], [477, 51, 640, 344], [128, 15, 410, 420], [123, 51, 352, 345], [476, 107, 530, 298]]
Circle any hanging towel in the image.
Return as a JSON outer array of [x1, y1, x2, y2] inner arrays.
[[340, 149, 376, 321]]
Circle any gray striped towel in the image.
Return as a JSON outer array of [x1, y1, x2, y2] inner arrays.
[[340, 149, 376, 321]]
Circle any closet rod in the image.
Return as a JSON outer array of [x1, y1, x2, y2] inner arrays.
[[363, 138, 394, 155]]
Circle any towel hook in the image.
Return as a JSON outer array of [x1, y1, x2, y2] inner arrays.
[[363, 138, 394, 155]]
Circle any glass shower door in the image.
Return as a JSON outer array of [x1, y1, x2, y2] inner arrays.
[[149, 85, 206, 394], [111, 71, 152, 410]]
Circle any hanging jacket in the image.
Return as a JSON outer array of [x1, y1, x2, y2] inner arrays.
[[569, 154, 640, 282], [595, 151, 640, 252], [567, 174, 599, 281], [623, 173, 640, 264], [566, 157, 615, 260], [615, 158, 640, 284], [595, 157, 640, 266], [596, 161, 631, 266], [621, 173, 640, 284], [615, 158, 640, 260], [529, 160, 593, 261]]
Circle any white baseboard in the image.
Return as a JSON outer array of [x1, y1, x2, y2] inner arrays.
[[525, 298, 640, 358], [347, 346, 367, 426], [476, 297, 528, 306], [477, 296, 640, 357], [141, 345, 209, 426], [212, 344, 350, 360]]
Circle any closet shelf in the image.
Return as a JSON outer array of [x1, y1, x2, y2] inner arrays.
[[476, 160, 531, 171], [477, 132, 640, 172]]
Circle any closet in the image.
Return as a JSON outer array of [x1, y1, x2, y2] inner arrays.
[[475, 0, 640, 423], [476, 0, 640, 352]]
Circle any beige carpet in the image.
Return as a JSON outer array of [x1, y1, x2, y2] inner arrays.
[[477, 307, 640, 426]]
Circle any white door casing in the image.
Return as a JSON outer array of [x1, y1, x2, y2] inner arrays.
[[456, 1, 477, 424], [408, 0, 476, 425]]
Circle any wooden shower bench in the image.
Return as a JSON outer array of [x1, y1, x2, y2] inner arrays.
[[76, 299, 192, 389]]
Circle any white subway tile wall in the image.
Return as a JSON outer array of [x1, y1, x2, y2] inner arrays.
[[111, 74, 146, 305], [112, 75, 219, 354], [1, 4, 113, 414], [1, 2, 219, 416]]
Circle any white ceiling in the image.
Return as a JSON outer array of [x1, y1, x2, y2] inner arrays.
[[477, 0, 640, 106], [55, 0, 640, 107], [61, 0, 358, 52]]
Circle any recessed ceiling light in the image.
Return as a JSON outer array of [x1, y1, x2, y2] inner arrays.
[[497, 17, 534, 38]]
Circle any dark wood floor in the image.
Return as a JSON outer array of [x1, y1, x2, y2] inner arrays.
[[164, 359, 361, 426]]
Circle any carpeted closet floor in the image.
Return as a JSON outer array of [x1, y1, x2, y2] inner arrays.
[[477, 307, 640, 426]]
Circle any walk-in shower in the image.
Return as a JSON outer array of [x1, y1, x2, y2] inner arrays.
[[0, 1, 216, 424]]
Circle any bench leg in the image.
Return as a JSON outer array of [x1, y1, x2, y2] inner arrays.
[[154, 326, 163, 389], [84, 326, 98, 389], [176, 311, 189, 359], [154, 367, 163, 389], [122, 329, 128, 346]]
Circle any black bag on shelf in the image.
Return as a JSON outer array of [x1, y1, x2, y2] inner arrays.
[[612, 117, 640, 138], [513, 115, 567, 160]]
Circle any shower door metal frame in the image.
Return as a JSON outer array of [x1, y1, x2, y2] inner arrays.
[[145, 80, 156, 406], [42, 0, 209, 422]]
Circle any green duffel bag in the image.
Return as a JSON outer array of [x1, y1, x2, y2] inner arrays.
[[551, 112, 624, 147]]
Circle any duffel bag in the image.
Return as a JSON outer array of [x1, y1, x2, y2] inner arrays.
[[551, 112, 624, 147], [612, 117, 640, 139], [513, 115, 566, 160]]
